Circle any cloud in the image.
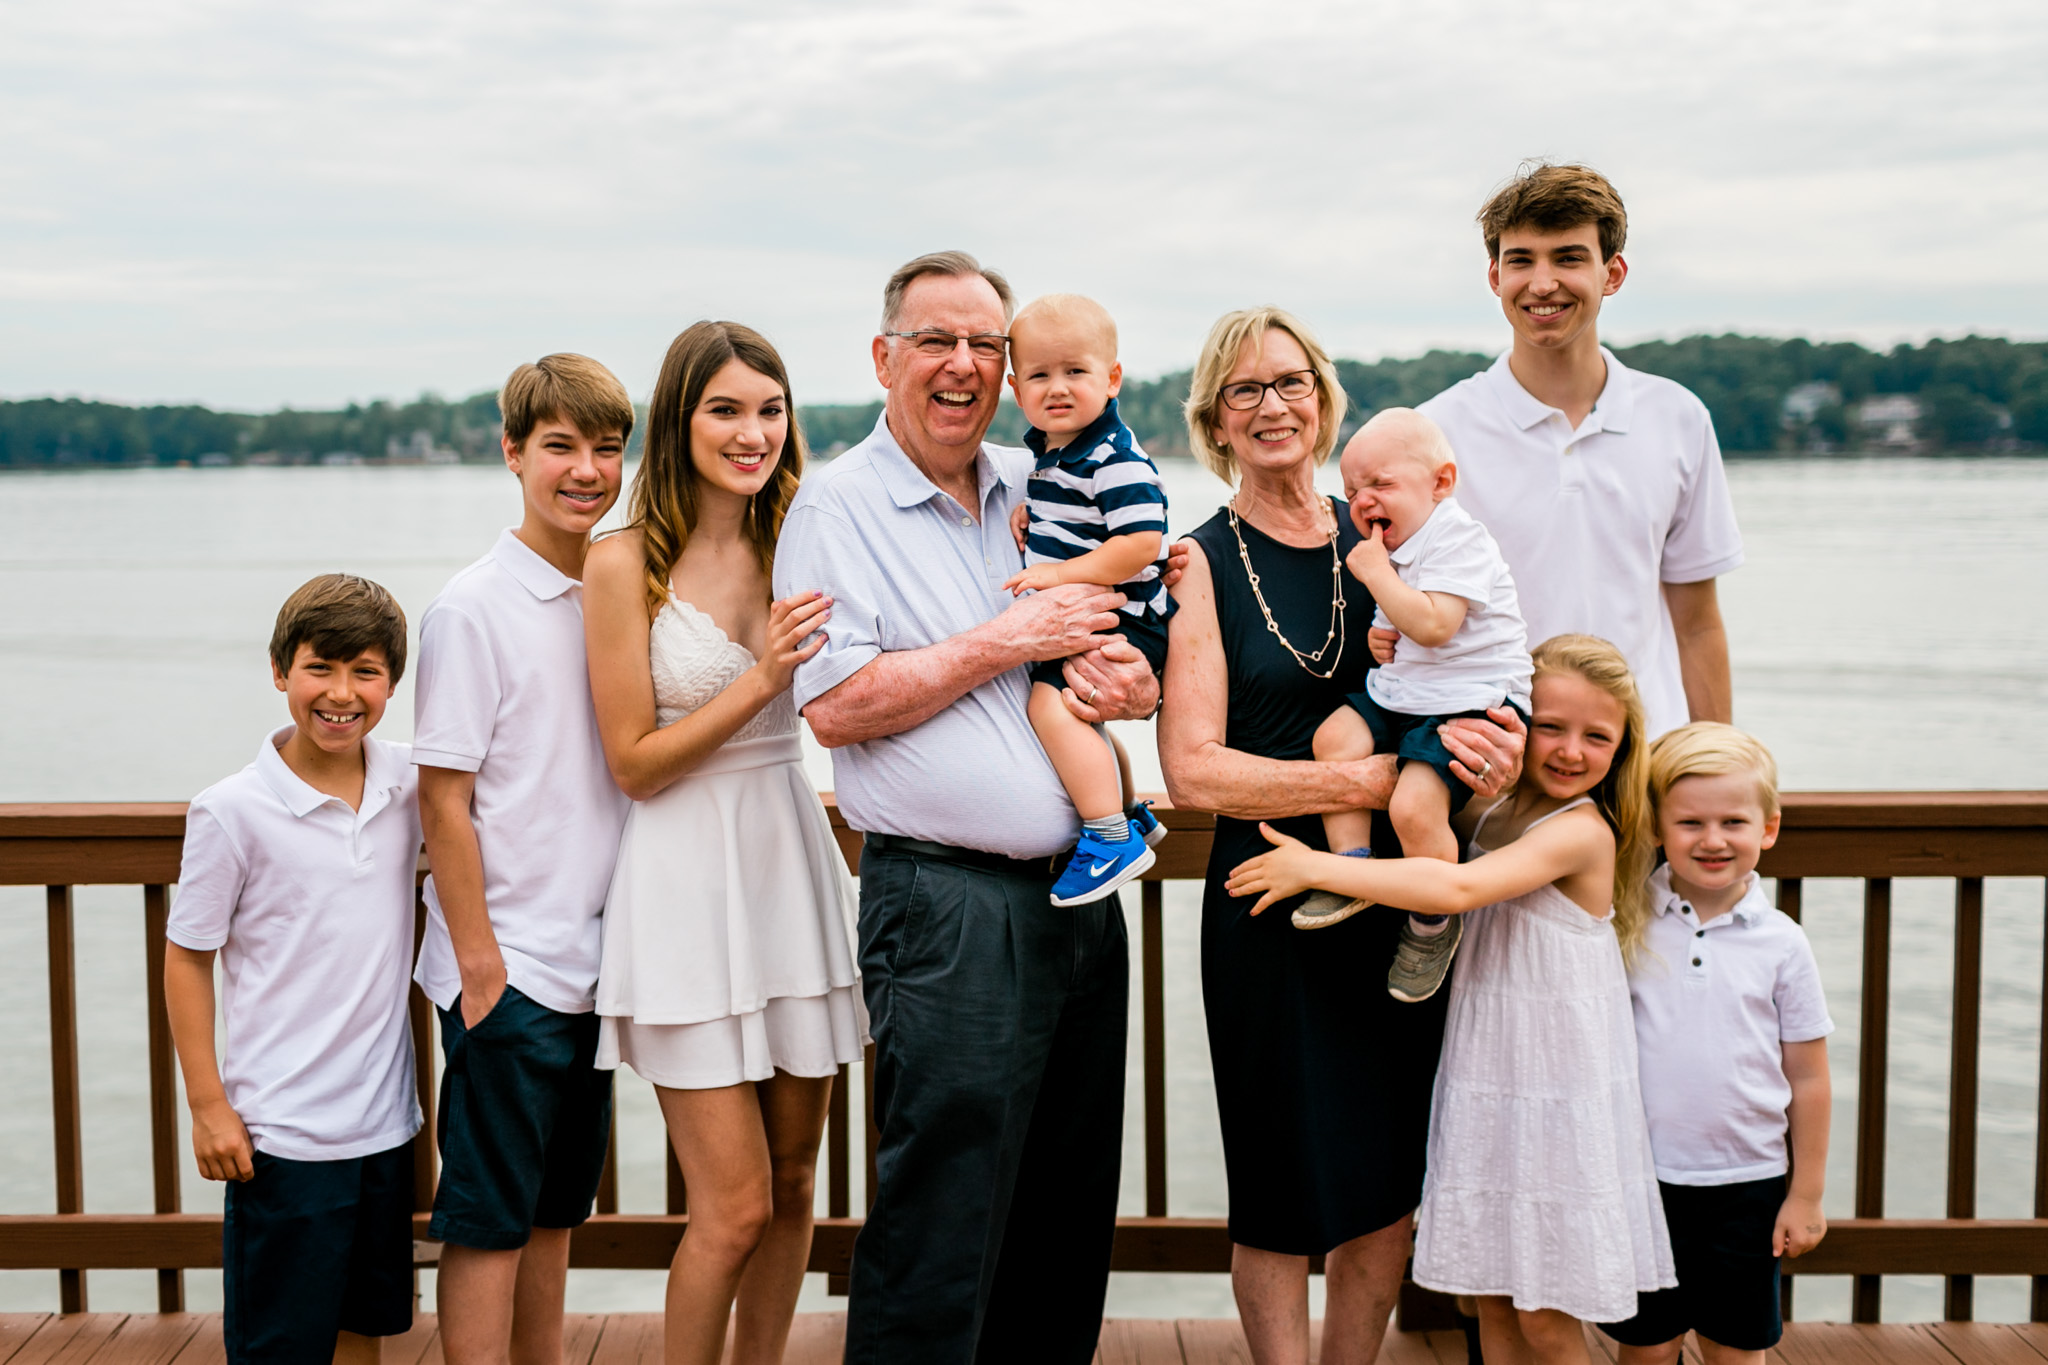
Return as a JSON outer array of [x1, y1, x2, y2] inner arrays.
[[2, 0, 2043, 406]]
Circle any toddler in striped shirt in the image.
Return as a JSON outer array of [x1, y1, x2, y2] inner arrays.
[[1002, 294, 1176, 907]]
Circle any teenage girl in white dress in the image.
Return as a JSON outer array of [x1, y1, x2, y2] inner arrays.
[[584, 320, 866, 1365], [1228, 635, 1674, 1365]]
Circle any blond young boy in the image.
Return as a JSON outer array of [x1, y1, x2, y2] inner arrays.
[[411, 356, 634, 1365], [166, 574, 421, 1365], [1602, 724, 1833, 1365], [1001, 294, 1174, 906], [1296, 409, 1531, 1005]]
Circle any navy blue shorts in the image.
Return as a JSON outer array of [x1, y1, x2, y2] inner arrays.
[[1600, 1175, 1787, 1352], [1341, 690, 1527, 816], [223, 1139, 415, 1363], [431, 985, 613, 1251], [1028, 605, 1172, 692]]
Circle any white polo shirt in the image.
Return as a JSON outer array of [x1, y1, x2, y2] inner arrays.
[[1418, 349, 1744, 737], [169, 729, 423, 1161], [775, 416, 1078, 859], [411, 529, 630, 1014], [1365, 494, 1531, 717], [1628, 865, 1834, 1186]]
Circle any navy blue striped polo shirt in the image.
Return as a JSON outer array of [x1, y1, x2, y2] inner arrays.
[[1022, 397, 1173, 620]]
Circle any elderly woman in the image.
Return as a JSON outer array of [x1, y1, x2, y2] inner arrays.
[[1159, 308, 1525, 1364]]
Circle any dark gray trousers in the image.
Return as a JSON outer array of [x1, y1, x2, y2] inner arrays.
[[844, 844, 1129, 1365]]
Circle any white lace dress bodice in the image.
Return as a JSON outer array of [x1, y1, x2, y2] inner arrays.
[[593, 595, 866, 1089], [650, 599, 795, 742], [1411, 796, 1675, 1322]]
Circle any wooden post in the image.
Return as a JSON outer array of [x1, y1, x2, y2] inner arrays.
[[143, 885, 184, 1311], [1142, 880, 1167, 1218], [1945, 877, 1983, 1321], [46, 885, 85, 1313], [1854, 878, 1891, 1323], [597, 1110, 618, 1215]]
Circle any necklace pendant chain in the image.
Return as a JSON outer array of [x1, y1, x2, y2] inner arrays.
[[1227, 498, 1347, 680]]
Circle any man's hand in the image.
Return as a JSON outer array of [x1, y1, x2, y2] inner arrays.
[[1439, 705, 1526, 799], [1002, 564, 1064, 595], [1775, 1193, 1827, 1258], [1368, 626, 1400, 666], [1057, 635, 1158, 722], [192, 1096, 255, 1182], [459, 954, 508, 1030], [1009, 502, 1031, 554], [986, 583, 1126, 663]]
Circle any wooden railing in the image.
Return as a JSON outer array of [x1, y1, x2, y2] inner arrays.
[[0, 793, 2045, 1324]]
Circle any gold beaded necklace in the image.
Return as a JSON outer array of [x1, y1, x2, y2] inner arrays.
[[1225, 494, 1346, 679]]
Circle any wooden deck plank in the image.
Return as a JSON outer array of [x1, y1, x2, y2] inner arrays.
[[0, 1320, 53, 1365], [89, 1316, 202, 1365], [1096, 1317, 1185, 1365], [1374, 1321, 1460, 1364], [1176, 1318, 1253, 1365], [6, 1315, 127, 1365], [1923, 1322, 2048, 1365], [162, 1315, 220, 1365], [777, 1311, 845, 1365], [1773, 1322, 1958, 1365], [377, 1316, 440, 1365], [586, 1313, 658, 1365], [560, 1314, 606, 1365]]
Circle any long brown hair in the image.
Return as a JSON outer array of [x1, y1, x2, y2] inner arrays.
[[627, 321, 806, 617], [1528, 634, 1655, 963]]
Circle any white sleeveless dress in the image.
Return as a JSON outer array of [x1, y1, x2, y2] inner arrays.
[[1411, 796, 1675, 1322], [594, 598, 867, 1089]]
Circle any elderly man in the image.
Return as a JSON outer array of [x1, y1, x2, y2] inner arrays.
[[773, 251, 1167, 1365]]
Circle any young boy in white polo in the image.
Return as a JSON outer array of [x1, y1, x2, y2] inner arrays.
[[1415, 163, 1744, 738], [1295, 408, 1530, 1006], [166, 573, 421, 1365], [1601, 724, 1833, 1365], [411, 355, 633, 1365]]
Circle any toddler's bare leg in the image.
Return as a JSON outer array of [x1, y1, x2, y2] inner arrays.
[[1030, 682, 1122, 822], [1389, 764, 1457, 864], [1311, 707, 1377, 854], [1110, 730, 1136, 810]]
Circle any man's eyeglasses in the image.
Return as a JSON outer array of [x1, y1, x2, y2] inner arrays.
[[1220, 370, 1319, 411], [883, 329, 1009, 361]]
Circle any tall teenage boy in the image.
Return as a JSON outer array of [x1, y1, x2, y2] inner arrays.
[[1416, 163, 1744, 738], [167, 574, 421, 1365], [412, 355, 634, 1365]]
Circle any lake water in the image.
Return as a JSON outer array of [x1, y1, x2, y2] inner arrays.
[[1, 456, 2045, 1322]]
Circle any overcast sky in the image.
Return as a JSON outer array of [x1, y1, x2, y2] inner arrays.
[[4, 0, 2044, 409]]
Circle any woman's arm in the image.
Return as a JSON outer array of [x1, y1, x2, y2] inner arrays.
[[1224, 809, 1612, 917], [585, 534, 829, 801], [1157, 538, 1397, 819]]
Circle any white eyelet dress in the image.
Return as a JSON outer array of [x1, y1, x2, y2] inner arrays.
[[1410, 795, 1675, 1322], [593, 598, 867, 1089]]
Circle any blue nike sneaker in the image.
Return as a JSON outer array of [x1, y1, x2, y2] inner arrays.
[[1050, 821, 1157, 906], [1127, 800, 1167, 849]]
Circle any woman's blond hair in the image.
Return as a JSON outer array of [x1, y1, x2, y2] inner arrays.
[[626, 321, 805, 617], [1648, 723, 1781, 819], [1182, 307, 1347, 484], [1529, 634, 1655, 963]]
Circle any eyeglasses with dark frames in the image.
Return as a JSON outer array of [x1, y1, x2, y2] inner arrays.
[[1219, 369, 1319, 411], [883, 330, 1010, 361]]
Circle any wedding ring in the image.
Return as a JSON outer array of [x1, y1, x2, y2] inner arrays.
[[1478, 760, 1493, 780], [1086, 686, 1100, 705]]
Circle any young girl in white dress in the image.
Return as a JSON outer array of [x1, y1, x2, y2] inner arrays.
[[1228, 634, 1673, 1365], [583, 320, 866, 1365]]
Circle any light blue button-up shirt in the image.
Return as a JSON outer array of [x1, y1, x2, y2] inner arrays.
[[774, 416, 1078, 858]]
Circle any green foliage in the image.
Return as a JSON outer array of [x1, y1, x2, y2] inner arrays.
[[7, 334, 2046, 468]]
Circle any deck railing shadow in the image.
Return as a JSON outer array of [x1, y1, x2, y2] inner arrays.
[[0, 793, 2044, 1325]]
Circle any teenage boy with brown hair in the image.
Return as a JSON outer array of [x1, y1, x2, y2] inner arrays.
[[167, 573, 420, 1365], [1411, 162, 1744, 739], [412, 354, 634, 1365]]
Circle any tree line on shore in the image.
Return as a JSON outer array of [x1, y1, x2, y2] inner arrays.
[[3, 334, 2044, 470]]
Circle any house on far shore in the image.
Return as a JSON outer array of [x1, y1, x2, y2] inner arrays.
[[385, 429, 461, 464], [1857, 394, 1923, 449]]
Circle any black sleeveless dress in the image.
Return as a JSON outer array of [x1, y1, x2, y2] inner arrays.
[[1187, 498, 1450, 1255]]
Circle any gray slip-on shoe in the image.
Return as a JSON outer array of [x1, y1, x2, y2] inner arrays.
[[1387, 915, 1463, 1002]]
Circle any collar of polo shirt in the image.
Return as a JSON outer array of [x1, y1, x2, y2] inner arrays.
[[1650, 862, 1770, 927], [867, 416, 1017, 512], [491, 527, 579, 600], [1488, 347, 1637, 436]]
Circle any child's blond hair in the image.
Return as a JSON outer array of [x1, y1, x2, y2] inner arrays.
[[1648, 723, 1781, 819], [1529, 634, 1655, 963]]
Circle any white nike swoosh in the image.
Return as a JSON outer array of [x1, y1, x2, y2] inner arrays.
[[1090, 859, 1115, 875]]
